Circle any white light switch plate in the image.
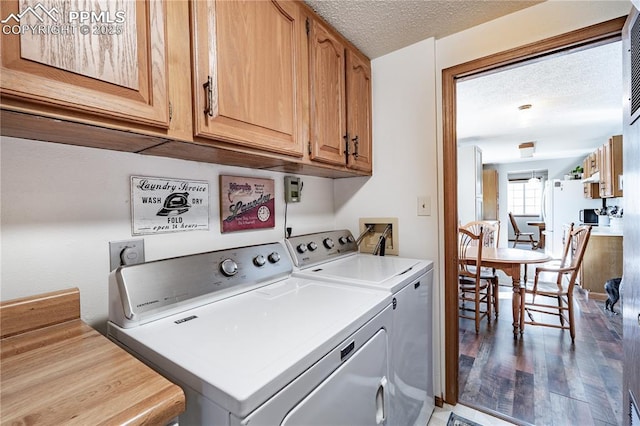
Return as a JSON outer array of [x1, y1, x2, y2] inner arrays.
[[418, 196, 431, 216]]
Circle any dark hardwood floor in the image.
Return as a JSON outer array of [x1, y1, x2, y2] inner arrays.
[[458, 276, 623, 426]]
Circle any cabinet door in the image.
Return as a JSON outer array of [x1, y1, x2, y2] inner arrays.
[[600, 143, 612, 197], [308, 18, 347, 166], [192, 0, 305, 157], [0, 0, 169, 128], [346, 49, 373, 172], [589, 152, 598, 174], [610, 135, 623, 197]]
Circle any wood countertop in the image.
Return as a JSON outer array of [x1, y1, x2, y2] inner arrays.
[[0, 288, 185, 425]]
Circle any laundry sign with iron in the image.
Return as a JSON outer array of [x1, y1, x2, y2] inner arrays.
[[130, 176, 209, 235]]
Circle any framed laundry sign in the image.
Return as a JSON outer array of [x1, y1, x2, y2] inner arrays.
[[131, 176, 209, 235], [220, 175, 275, 233]]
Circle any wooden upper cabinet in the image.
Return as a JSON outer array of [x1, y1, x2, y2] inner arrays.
[[309, 18, 347, 166], [0, 0, 169, 128], [345, 49, 372, 172], [582, 156, 600, 199], [308, 16, 372, 173], [192, 0, 306, 158], [599, 135, 623, 198]]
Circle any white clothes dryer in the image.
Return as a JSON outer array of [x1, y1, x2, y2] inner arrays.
[[286, 230, 435, 426]]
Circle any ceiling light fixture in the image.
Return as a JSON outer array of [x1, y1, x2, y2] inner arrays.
[[518, 141, 535, 158]]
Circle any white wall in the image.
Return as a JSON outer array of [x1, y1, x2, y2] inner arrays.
[[0, 137, 336, 332]]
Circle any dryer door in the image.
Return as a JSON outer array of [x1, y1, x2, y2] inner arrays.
[[282, 328, 388, 426]]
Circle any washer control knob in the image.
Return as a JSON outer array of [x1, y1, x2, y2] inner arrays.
[[253, 255, 266, 267], [220, 258, 238, 276], [308, 242, 318, 251], [347, 235, 355, 243], [297, 244, 307, 253], [268, 252, 281, 263], [338, 236, 349, 245], [323, 238, 335, 249]]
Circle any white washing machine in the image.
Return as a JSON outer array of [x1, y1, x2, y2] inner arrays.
[[285, 230, 435, 426], [107, 242, 393, 425]]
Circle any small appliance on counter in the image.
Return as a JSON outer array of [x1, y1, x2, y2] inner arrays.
[[579, 208, 598, 225]]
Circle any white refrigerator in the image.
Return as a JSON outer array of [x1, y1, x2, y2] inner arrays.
[[542, 179, 600, 258]]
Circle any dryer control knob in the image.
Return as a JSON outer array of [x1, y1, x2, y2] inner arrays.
[[323, 238, 335, 249], [297, 244, 308, 253], [338, 236, 349, 245], [308, 242, 318, 251], [220, 258, 238, 276], [268, 252, 281, 263], [253, 255, 266, 267], [347, 235, 355, 243]]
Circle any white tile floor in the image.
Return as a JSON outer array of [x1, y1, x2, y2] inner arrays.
[[427, 403, 517, 426]]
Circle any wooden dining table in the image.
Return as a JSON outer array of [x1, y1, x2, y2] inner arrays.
[[527, 221, 546, 249], [464, 246, 551, 338]]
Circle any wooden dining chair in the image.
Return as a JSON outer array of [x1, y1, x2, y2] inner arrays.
[[458, 227, 492, 333], [520, 223, 592, 342], [459, 220, 500, 317], [508, 212, 536, 249]]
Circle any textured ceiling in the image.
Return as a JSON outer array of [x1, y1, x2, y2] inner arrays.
[[304, 0, 543, 59], [457, 40, 623, 164]]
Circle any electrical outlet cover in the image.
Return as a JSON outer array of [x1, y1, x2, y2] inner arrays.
[[109, 239, 145, 271]]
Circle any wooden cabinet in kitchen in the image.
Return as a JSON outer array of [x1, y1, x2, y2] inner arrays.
[[588, 151, 599, 176], [582, 153, 600, 199], [599, 135, 623, 198], [578, 233, 623, 297], [191, 0, 307, 158], [0, 0, 169, 129], [308, 16, 372, 173]]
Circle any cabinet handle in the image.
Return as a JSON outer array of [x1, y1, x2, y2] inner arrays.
[[352, 135, 359, 158], [344, 133, 350, 162], [204, 76, 214, 117]]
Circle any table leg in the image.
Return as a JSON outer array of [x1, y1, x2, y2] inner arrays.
[[511, 265, 522, 339]]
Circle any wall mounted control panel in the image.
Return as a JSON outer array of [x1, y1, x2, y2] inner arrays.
[[284, 176, 302, 203]]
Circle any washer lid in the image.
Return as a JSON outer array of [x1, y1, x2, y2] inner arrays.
[[294, 254, 432, 292], [110, 277, 390, 418]]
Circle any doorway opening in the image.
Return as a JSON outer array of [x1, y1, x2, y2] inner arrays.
[[442, 16, 625, 422]]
